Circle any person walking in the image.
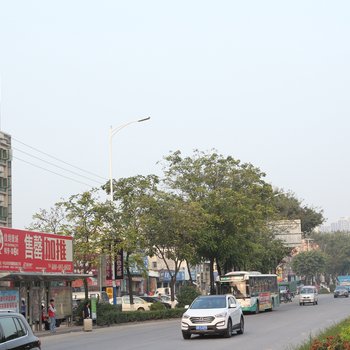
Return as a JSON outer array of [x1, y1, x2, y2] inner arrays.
[[48, 299, 57, 333]]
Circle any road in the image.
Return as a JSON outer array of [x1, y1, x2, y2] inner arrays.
[[41, 294, 350, 350]]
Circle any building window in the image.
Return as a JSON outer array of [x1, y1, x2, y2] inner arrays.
[[152, 262, 157, 269], [0, 149, 8, 160]]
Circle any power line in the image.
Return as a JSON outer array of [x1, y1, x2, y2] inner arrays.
[[14, 156, 99, 188], [13, 146, 103, 185], [12, 137, 106, 181]]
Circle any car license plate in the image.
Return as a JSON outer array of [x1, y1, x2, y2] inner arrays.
[[196, 326, 207, 331]]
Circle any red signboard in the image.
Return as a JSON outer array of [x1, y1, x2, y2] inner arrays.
[[0, 227, 73, 273]]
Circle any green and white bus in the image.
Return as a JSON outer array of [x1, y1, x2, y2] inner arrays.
[[216, 271, 279, 313]]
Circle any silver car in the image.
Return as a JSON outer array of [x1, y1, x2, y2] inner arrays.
[[181, 294, 244, 339], [334, 285, 349, 298], [299, 286, 318, 305]]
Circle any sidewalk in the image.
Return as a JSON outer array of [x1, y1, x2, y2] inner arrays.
[[34, 323, 92, 338]]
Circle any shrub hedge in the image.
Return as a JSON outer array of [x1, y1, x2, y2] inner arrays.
[[74, 301, 185, 327]]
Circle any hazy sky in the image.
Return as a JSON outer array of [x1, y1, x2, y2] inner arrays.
[[1, 1, 349, 229]]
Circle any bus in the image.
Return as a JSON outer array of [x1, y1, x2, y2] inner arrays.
[[216, 271, 279, 313]]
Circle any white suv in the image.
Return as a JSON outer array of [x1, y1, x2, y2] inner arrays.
[[181, 294, 244, 339]]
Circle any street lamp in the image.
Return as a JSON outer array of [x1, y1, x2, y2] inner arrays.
[[108, 117, 150, 305]]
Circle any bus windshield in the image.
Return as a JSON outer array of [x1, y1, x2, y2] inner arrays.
[[219, 281, 248, 298]]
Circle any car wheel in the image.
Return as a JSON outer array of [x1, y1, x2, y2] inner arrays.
[[237, 317, 244, 335], [224, 319, 232, 338], [137, 307, 145, 311], [299, 302, 302, 306], [182, 331, 191, 340]]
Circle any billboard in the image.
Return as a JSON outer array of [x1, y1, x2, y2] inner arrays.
[[0, 227, 73, 273], [0, 289, 19, 312]]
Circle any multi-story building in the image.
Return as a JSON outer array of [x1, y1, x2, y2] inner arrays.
[[0, 131, 11, 227]]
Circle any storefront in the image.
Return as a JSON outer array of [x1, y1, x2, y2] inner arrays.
[[0, 272, 89, 329], [0, 227, 88, 329]]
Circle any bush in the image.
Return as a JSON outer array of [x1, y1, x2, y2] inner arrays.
[[310, 335, 350, 350], [95, 308, 185, 326], [150, 302, 166, 311], [176, 285, 201, 308]]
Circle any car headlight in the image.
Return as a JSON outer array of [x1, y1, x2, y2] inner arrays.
[[215, 312, 227, 318], [182, 313, 190, 319]]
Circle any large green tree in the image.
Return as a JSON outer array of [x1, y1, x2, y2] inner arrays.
[[161, 150, 284, 292], [104, 175, 159, 305], [143, 191, 205, 301], [58, 189, 107, 298]]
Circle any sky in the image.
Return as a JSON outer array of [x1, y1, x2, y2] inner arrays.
[[0, 1, 349, 229]]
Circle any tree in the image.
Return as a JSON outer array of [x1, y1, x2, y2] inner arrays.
[[272, 191, 324, 235], [313, 231, 350, 283], [291, 250, 326, 284], [59, 189, 106, 299], [161, 150, 282, 292], [143, 191, 205, 301], [104, 175, 159, 305], [27, 204, 68, 234]]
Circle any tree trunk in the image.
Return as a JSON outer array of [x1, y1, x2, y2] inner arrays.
[[209, 257, 215, 295], [126, 253, 134, 305], [185, 259, 194, 285], [83, 277, 88, 300]]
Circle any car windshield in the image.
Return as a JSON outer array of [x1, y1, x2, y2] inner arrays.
[[301, 288, 315, 294], [336, 286, 347, 290], [191, 297, 226, 309]]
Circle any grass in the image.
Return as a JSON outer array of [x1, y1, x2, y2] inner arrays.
[[294, 317, 350, 349]]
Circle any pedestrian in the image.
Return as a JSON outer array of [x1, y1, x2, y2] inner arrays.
[[48, 299, 57, 333], [83, 301, 91, 319], [41, 303, 50, 331], [20, 299, 26, 317]]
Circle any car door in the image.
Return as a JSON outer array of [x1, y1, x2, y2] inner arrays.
[[228, 296, 240, 325], [0, 316, 27, 350]]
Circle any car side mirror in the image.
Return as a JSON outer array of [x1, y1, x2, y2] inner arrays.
[[184, 305, 189, 309], [229, 303, 237, 308]]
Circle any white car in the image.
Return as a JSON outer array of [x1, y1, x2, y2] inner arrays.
[[181, 294, 244, 339], [299, 286, 318, 306], [110, 295, 152, 311]]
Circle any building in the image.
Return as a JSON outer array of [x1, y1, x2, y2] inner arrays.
[[0, 131, 11, 227], [270, 220, 302, 282]]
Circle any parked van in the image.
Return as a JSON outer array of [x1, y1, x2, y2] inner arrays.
[[299, 286, 318, 306]]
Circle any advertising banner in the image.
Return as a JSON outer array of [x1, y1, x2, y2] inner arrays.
[[0, 227, 73, 273], [0, 289, 19, 312], [106, 250, 124, 280]]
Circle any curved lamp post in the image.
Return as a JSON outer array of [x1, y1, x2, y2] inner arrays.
[[108, 117, 150, 305]]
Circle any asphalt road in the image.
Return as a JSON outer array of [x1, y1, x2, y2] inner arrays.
[[41, 294, 350, 350]]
